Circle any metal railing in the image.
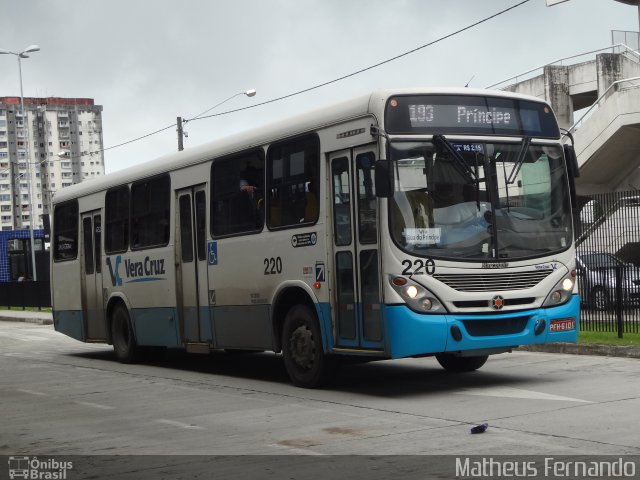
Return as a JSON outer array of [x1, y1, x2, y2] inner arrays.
[[575, 190, 640, 336], [0, 281, 50, 309], [486, 43, 640, 90], [612, 30, 639, 54]]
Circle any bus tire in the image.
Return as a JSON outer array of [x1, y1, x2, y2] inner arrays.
[[281, 305, 334, 388], [435, 353, 488, 372], [111, 303, 138, 363]]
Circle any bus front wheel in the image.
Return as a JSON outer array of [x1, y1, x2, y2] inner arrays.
[[111, 303, 138, 363], [281, 305, 334, 388], [435, 353, 488, 372]]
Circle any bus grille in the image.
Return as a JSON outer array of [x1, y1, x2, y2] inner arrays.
[[433, 270, 552, 292], [462, 317, 529, 336]]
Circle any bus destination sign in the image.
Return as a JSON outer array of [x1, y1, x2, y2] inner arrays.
[[385, 94, 560, 138], [409, 104, 514, 128]]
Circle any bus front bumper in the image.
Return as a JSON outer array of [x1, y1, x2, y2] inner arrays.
[[384, 295, 580, 359]]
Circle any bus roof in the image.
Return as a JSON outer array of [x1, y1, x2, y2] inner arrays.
[[53, 87, 551, 204]]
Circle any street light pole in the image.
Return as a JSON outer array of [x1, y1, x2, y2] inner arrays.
[[0, 44, 40, 281], [177, 88, 257, 150]]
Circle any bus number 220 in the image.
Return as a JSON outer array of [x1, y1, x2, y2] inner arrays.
[[264, 257, 283, 275], [401, 258, 435, 276]]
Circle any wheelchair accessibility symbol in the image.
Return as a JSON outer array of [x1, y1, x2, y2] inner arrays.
[[208, 242, 218, 265]]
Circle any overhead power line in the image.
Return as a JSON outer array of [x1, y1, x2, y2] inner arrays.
[[193, 0, 531, 122], [66, 0, 531, 161]]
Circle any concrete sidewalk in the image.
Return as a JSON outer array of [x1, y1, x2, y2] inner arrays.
[[0, 309, 638, 358], [0, 309, 52, 325]]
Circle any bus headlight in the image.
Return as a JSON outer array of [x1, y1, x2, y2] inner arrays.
[[390, 276, 446, 314], [543, 273, 575, 307], [405, 285, 419, 298], [562, 277, 574, 291]]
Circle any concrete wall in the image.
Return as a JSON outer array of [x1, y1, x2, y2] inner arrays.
[[544, 65, 573, 129], [596, 53, 640, 95], [574, 85, 640, 194], [503, 53, 640, 130]]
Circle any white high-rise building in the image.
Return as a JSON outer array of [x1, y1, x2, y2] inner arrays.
[[0, 96, 104, 231]]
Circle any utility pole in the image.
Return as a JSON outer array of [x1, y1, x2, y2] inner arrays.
[[175, 89, 256, 151], [176, 116, 184, 151]]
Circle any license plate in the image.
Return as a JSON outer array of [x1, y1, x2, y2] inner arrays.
[[550, 318, 576, 332]]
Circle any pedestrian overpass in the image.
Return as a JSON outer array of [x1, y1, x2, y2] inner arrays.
[[490, 44, 640, 195]]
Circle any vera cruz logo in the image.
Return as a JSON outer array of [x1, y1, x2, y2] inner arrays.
[[106, 255, 123, 286], [106, 255, 166, 286]]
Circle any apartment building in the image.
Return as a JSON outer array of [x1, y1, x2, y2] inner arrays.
[[0, 96, 104, 231]]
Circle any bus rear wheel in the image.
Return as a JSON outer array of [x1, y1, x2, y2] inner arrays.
[[281, 305, 334, 388], [435, 353, 488, 372], [111, 303, 138, 363]]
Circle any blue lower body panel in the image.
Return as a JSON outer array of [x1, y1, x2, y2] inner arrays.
[[53, 310, 85, 341], [315, 302, 334, 352], [385, 296, 580, 359], [131, 307, 180, 347]]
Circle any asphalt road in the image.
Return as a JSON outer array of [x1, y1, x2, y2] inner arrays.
[[1, 321, 639, 459]]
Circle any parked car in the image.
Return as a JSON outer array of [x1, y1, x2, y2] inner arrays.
[[576, 252, 640, 310]]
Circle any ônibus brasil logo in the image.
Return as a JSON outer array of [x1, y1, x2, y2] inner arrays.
[[106, 255, 166, 286], [8, 456, 73, 480]]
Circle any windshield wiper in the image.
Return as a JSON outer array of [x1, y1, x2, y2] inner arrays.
[[506, 137, 532, 185], [432, 134, 477, 185]]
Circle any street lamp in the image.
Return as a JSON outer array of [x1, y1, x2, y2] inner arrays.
[[177, 88, 257, 151], [0, 44, 41, 281]]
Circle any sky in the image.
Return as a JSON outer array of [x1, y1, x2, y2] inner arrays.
[[1, 0, 638, 174]]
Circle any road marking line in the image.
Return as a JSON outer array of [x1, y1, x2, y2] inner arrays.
[[267, 443, 326, 456], [456, 386, 592, 403], [155, 419, 205, 430], [17, 389, 47, 396], [74, 401, 114, 410]]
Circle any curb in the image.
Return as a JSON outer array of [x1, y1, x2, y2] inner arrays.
[[517, 343, 640, 359], [0, 314, 53, 326]]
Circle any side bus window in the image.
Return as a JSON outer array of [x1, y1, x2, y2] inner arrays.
[[179, 195, 194, 262], [356, 152, 377, 244], [53, 201, 79, 262], [267, 134, 320, 229], [331, 157, 352, 246], [211, 150, 264, 237], [195, 190, 207, 260], [131, 175, 171, 249], [83, 217, 94, 274], [105, 185, 129, 254]]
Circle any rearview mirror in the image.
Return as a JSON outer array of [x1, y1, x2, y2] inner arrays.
[[563, 144, 580, 178], [375, 160, 394, 198]]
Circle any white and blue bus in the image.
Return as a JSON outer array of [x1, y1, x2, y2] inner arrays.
[[51, 88, 580, 387]]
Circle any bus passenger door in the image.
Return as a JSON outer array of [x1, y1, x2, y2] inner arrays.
[[81, 210, 106, 340], [330, 146, 383, 350], [176, 185, 209, 344]]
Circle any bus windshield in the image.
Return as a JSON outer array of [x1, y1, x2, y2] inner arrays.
[[389, 140, 572, 261]]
